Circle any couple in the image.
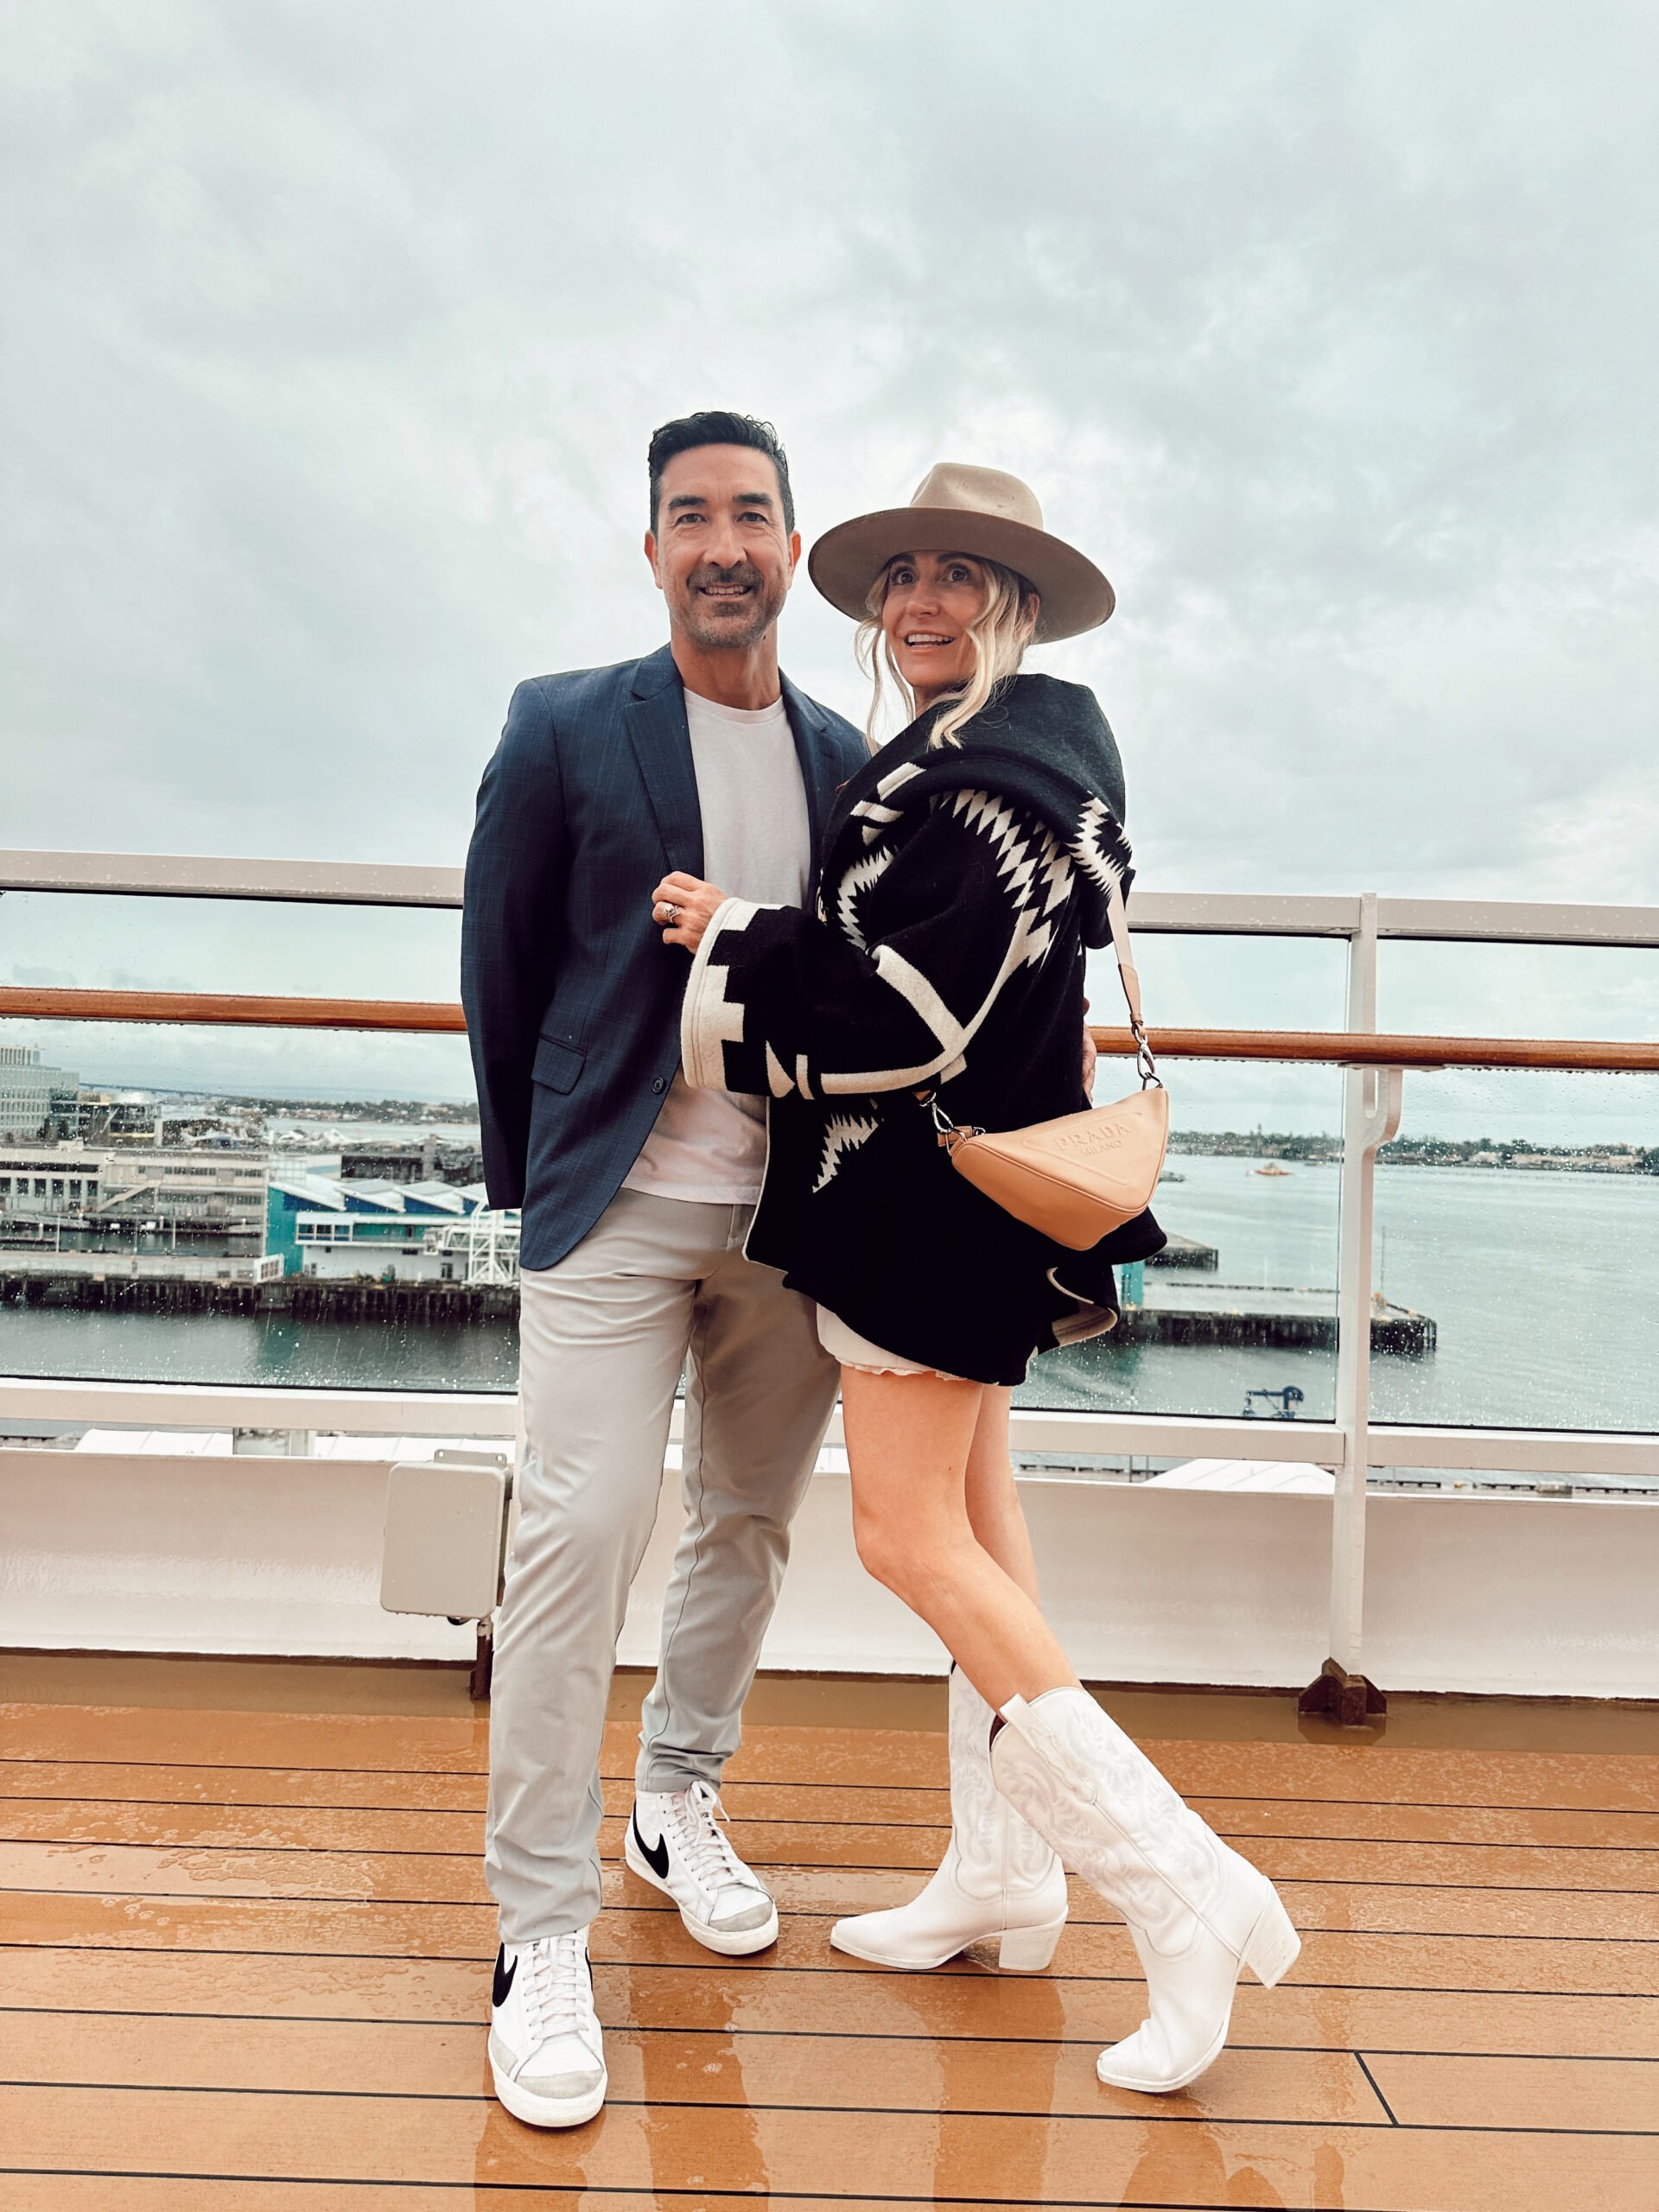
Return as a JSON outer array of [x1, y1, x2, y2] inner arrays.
[[461, 410, 1298, 2133]]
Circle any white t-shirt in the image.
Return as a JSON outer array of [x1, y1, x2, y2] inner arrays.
[[622, 688, 811, 1205]]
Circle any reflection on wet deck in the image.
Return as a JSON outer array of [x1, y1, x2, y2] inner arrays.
[[2, 1663, 1656, 2208]]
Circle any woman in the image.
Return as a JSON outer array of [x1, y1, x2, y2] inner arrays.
[[649, 463, 1297, 2095]]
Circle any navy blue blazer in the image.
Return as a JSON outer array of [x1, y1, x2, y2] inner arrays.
[[461, 642, 867, 1271]]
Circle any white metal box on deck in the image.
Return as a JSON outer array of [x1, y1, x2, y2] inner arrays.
[[379, 1453, 510, 1619]]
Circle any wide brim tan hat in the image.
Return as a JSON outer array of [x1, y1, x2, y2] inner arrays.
[[808, 461, 1114, 644]]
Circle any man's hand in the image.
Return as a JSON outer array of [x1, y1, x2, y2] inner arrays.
[[651, 871, 729, 954], [1082, 997, 1096, 1101]]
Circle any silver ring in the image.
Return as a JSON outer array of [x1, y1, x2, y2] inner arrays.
[[664, 902, 682, 925]]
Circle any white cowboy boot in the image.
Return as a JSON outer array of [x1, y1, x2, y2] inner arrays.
[[991, 1688, 1299, 2092], [830, 1667, 1068, 1971]]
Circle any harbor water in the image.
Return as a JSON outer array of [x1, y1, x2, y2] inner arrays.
[[3, 1153, 1656, 1436]]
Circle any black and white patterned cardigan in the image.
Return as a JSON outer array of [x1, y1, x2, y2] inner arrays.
[[680, 673, 1166, 1384]]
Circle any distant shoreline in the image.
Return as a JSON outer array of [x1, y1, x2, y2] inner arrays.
[[1169, 1135, 1655, 1175]]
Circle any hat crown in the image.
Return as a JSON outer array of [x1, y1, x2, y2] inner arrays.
[[808, 459, 1113, 640], [910, 461, 1044, 534]]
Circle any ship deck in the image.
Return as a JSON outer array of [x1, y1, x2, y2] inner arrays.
[[2, 1659, 1656, 2210]]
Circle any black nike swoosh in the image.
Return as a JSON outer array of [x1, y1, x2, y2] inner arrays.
[[632, 1809, 671, 1881], [492, 1943, 517, 2009]]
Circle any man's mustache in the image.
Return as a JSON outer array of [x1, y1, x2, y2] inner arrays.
[[686, 566, 765, 593]]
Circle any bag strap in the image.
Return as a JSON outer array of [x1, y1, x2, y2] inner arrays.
[[924, 842, 1160, 1139], [1103, 875, 1159, 1084]]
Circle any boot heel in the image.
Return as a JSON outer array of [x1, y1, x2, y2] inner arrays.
[[996, 1916, 1065, 1972], [1241, 1885, 1300, 1988]]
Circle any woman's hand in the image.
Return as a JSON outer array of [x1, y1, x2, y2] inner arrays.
[[1082, 997, 1097, 1101], [651, 871, 728, 954]]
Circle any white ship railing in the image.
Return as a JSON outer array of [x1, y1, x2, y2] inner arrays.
[[2, 850, 1656, 1707], [5, 847, 1659, 947]]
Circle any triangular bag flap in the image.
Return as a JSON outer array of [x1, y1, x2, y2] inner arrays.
[[949, 1087, 1170, 1249]]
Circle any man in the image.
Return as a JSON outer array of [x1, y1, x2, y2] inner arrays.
[[461, 411, 866, 2130]]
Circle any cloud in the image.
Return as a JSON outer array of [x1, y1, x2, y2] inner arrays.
[[2, 0, 1655, 1105]]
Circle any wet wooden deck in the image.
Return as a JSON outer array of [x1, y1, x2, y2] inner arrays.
[[2, 1672, 1656, 2209]]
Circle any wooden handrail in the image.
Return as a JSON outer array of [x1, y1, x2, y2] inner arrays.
[[1097, 1027, 1659, 1073], [0, 986, 466, 1034], [2, 984, 1656, 1072]]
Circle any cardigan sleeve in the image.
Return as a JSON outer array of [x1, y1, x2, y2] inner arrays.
[[681, 789, 1077, 1101]]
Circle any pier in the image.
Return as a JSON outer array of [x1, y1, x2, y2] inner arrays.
[[1125, 1281, 1436, 1355], [1147, 1230, 1218, 1269], [0, 1262, 518, 1325], [2, 1255, 1434, 1351]]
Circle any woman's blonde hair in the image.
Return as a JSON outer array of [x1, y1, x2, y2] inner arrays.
[[855, 555, 1039, 753]]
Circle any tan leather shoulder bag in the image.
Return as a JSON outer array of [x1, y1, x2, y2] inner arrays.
[[925, 877, 1168, 1251]]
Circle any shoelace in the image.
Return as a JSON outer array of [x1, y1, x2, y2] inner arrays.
[[670, 1781, 754, 1891], [521, 1932, 591, 2047]]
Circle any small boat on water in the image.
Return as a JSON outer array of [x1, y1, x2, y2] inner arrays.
[[1254, 1163, 1293, 1177]]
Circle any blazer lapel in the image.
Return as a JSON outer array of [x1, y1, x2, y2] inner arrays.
[[626, 646, 703, 878], [780, 672, 839, 880]]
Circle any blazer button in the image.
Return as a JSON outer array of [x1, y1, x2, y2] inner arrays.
[[652, 1076, 667, 1094]]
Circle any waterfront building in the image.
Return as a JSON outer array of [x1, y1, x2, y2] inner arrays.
[[264, 1171, 503, 1279], [67, 1090, 168, 1141], [0, 1138, 268, 1230], [0, 1044, 80, 1137], [340, 1135, 484, 1185], [0, 1143, 99, 1218]]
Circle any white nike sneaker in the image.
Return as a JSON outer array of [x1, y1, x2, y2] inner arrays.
[[487, 1928, 607, 2128], [626, 1780, 779, 1955]]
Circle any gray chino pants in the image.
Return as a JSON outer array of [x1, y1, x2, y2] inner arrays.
[[485, 1185, 840, 1941]]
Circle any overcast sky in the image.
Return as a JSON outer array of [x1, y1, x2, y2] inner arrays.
[[3, 1, 1656, 1119]]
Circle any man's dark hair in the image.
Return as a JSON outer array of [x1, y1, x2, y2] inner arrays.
[[647, 410, 795, 537]]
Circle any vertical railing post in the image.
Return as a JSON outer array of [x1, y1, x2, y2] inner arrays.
[[1333, 897, 1378, 1674], [1302, 895, 1400, 1724]]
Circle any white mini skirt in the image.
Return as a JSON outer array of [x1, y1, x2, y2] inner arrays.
[[815, 1303, 965, 1382]]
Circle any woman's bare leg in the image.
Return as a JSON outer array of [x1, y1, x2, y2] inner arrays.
[[842, 1376, 1297, 2090], [840, 1368, 1079, 1712], [962, 1385, 1040, 1605]]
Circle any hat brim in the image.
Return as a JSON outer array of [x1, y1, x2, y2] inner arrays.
[[808, 505, 1114, 644]]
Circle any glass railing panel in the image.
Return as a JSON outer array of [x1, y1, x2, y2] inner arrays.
[[1088, 925, 1350, 1176], [1380, 938, 1659, 1046], [9, 909, 1649, 1439], [1, 889, 461, 1001], [0, 1011, 505, 1395], [1367, 1065, 1658, 1438], [1090, 926, 1348, 1033], [1375, 938, 1658, 1457], [1, 1007, 473, 1135], [1018, 1058, 1346, 1421], [0, 1294, 516, 1391], [2, 887, 469, 1173], [1036, 932, 1351, 1421]]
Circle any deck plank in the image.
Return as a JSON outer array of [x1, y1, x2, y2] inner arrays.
[[7, 1707, 1658, 1813], [1363, 2050, 1659, 2133], [0, 2189, 889, 2212], [0, 2011, 1382, 2123], [6, 1837, 1654, 1942], [8, 1758, 1659, 1853], [0, 1760, 493, 1814], [8, 1945, 1657, 2058], [7, 1889, 1657, 1998], [6, 1796, 1655, 1897], [3, 2084, 1656, 2207]]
